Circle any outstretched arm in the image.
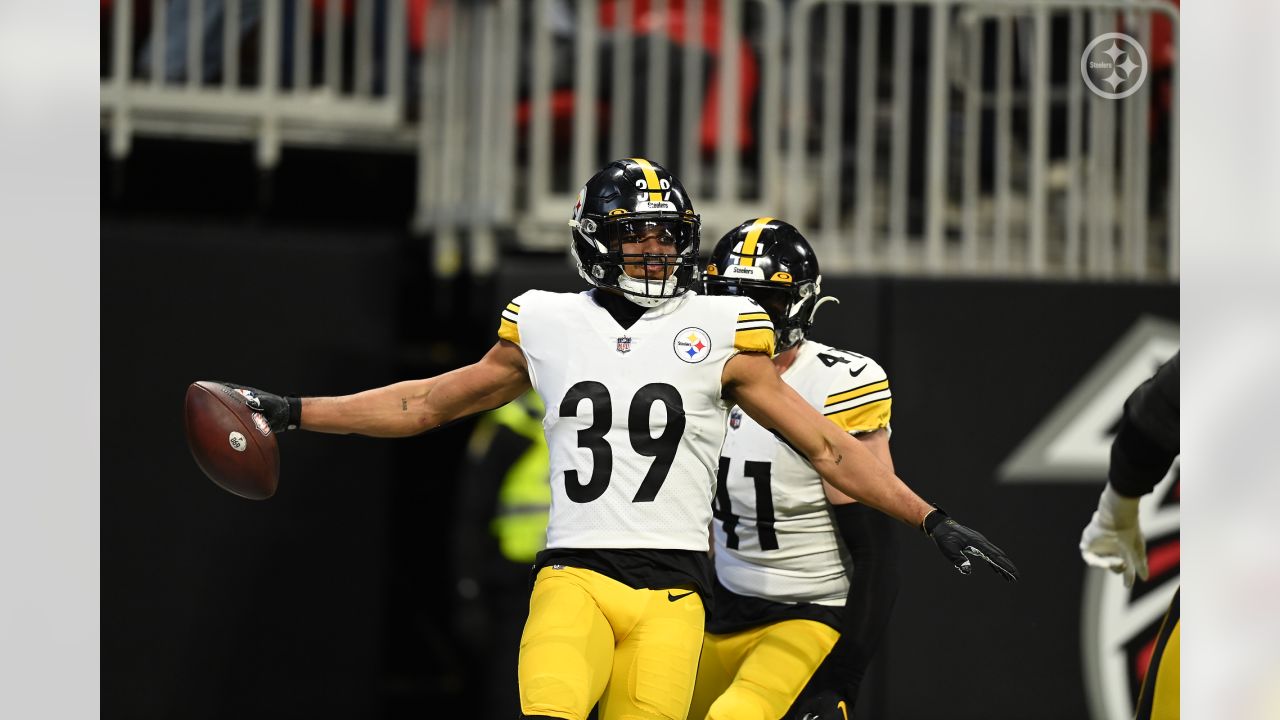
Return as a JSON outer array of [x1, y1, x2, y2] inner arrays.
[[724, 351, 1018, 579], [230, 340, 531, 439], [302, 340, 530, 437], [723, 351, 930, 526]]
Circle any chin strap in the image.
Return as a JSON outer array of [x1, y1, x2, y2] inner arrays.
[[616, 272, 681, 307]]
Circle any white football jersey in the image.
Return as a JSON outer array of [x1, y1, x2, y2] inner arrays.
[[499, 289, 774, 551], [712, 340, 892, 606]]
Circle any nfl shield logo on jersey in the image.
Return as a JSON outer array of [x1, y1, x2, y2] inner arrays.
[[729, 408, 742, 430], [616, 336, 632, 354]]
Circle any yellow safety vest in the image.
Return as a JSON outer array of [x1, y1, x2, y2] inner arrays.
[[479, 393, 550, 563]]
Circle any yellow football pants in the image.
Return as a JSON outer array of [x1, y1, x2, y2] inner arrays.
[[1135, 588, 1180, 720], [518, 565, 706, 720], [688, 619, 840, 720]]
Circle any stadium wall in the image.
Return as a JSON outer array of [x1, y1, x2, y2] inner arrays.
[[103, 225, 1177, 719]]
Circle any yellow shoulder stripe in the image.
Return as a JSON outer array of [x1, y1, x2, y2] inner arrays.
[[498, 317, 521, 346], [734, 327, 775, 356], [824, 380, 890, 407], [826, 399, 892, 433], [737, 312, 772, 323]]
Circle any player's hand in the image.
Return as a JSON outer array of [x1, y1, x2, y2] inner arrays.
[[923, 509, 1019, 580], [791, 690, 848, 720], [216, 383, 300, 433], [1079, 484, 1148, 587]]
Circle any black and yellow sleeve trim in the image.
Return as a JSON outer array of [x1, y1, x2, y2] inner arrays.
[[824, 379, 889, 408], [823, 378, 891, 432], [498, 301, 521, 346], [827, 399, 892, 434], [734, 310, 775, 354]]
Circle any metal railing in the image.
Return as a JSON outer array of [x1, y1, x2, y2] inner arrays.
[[101, 0, 1179, 281], [102, 0, 412, 168], [413, 0, 788, 276], [784, 0, 1178, 278]]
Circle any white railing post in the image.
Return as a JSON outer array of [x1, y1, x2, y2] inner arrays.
[[924, 1, 950, 272], [572, 0, 600, 191], [188, 0, 205, 89], [960, 7, 982, 272], [151, 0, 168, 86], [109, 0, 134, 160], [1028, 5, 1049, 275], [716, 0, 742, 205], [819, 2, 845, 259], [855, 1, 880, 270], [1065, 7, 1083, 276], [680, 0, 704, 193], [224, 0, 241, 90], [258, 0, 282, 169], [888, 4, 912, 270], [610, 0, 636, 159], [646, 0, 671, 162]]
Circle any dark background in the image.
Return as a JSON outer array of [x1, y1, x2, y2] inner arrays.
[[102, 140, 1176, 719]]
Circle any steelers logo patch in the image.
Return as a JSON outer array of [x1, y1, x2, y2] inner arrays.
[[673, 327, 712, 363]]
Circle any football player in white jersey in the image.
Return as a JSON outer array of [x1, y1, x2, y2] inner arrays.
[[216, 159, 1017, 720], [691, 218, 908, 720]]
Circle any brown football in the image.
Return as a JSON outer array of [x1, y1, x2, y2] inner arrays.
[[184, 381, 280, 500]]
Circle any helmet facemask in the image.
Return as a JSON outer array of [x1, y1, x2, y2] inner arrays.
[[571, 213, 701, 307]]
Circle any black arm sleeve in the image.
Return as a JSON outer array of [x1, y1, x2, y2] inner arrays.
[[796, 502, 900, 709], [1109, 353, 1179, 498]]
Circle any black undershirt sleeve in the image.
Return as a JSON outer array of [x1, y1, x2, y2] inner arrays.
[[1109, 353, 1180, 498], [794, 502, 900, 710]]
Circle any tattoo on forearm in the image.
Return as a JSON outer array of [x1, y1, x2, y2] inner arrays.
[[835, 453, 843, 465], [401, 398, 408, 411]]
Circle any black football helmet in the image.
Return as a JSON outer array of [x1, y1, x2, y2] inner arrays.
[[569, 158, 701, 307], [704, 218, 835, 351]]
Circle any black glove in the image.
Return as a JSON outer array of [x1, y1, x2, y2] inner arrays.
[[790, 690, 847, 720], [923, 508, 1019, 581], [218, 382, 301, 433]]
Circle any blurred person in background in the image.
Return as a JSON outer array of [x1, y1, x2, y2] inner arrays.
[[452, 390, 550, 718], [134, 0, 261, 84], [1080, 352, 1179, 720], [691, 218, 901, 720], [214, 157, 1015, 720], [130, 0, 418, 90]]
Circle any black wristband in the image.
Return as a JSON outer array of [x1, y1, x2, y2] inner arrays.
[[922, 506, 948, 535], [286, 396, 302, 430]]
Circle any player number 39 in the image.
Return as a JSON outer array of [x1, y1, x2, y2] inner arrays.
[[559, 381, 685, 503]]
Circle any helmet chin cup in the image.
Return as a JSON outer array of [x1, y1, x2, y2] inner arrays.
[[617, 271, 680, 307]]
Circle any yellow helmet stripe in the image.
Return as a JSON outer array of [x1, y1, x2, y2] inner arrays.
[[739, 216, 774, 267], [631, 157, 664, 202]]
